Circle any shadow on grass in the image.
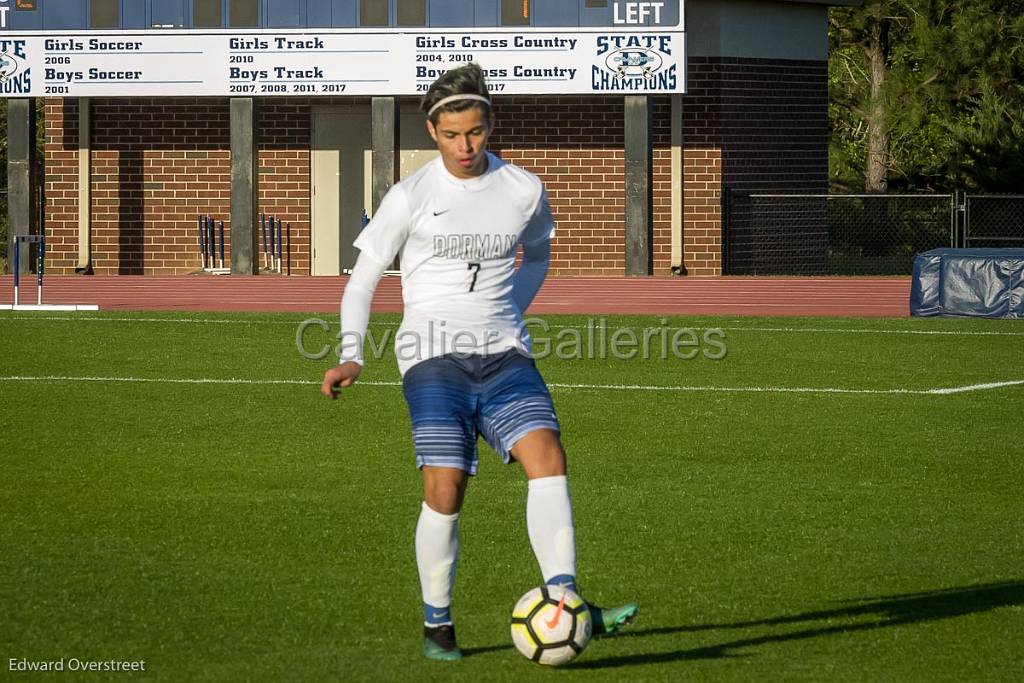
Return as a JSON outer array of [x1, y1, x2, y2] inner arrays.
[[461, 643, 515, 657], [568, 580, 1024, 669]]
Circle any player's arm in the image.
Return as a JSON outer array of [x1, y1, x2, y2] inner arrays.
[[512, 236, 551, 314], [321, 186, 410, 399], [321, 253, 388, 399], [512, 187, 555, 313]]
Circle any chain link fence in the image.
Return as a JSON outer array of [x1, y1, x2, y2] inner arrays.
[[964, 195, 1024, 248], [724, 191, 1024, 275]]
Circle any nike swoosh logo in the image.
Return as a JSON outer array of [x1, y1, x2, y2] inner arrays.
[[544, 594, 567, 630], [433, 209, 449, 216], [431, 611, 447, 619]]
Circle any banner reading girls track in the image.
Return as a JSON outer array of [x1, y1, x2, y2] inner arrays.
[[0, 29, 686, 98]]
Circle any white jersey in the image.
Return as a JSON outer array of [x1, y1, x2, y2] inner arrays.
[[350, 152, 555, 375]]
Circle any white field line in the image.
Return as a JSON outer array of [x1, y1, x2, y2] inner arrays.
[[1, 315, 1022, 337], [550, 380, 1024, 395], [717, 326, 1024, 337], [0, 375, 1021, 396], [926, 380, 1024, 395], [540, 324, 1024, 337], [0, 315, 298, 325], [0, 375, 401, 387]]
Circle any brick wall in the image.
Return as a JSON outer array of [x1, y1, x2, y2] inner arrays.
[[46, 97, 232, 275], [684, 57, 829, 275], [46, 97, 319, 276], [43, 98, 79, 272], [42, 58, 826, 278], [258, 97, 319, 277], [492, 95, 673, 276]]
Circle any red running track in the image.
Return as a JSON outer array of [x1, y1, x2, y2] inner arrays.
[[0, 275, 912, 317]]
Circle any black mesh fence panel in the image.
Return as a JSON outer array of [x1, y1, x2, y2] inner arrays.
[[725, 191, 954, 275], [965, 195, 1024, 248]]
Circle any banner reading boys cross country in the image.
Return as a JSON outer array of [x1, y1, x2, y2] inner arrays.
[[0, 29, 686, 98]]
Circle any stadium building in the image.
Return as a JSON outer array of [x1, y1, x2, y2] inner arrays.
[[3, 0, 853, 277]]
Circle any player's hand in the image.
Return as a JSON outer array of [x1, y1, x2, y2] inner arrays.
[[321, 362, 362, 400]]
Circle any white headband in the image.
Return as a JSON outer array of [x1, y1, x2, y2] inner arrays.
[[427, 94, 491, 116]]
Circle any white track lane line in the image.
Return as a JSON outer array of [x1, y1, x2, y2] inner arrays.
[[1, 376, 1021, 395]]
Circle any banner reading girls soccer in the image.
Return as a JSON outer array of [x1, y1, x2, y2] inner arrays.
[[0, 28, 685, 98]]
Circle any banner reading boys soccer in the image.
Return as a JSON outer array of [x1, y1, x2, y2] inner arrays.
[[0, 29, 686, 98]]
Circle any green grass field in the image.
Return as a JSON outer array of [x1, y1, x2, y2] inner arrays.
[[2, 311, 1022, 681]]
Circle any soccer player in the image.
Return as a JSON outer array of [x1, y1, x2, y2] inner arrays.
[[320, 63, 637, 661]]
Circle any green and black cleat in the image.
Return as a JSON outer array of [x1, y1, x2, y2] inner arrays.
[[423, 624, 463, 661], [589, 602, 639, 637]]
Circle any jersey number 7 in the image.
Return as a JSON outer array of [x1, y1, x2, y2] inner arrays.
[[468, 262, 481, 292]]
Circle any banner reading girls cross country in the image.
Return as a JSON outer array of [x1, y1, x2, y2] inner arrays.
[[0, 28, 686, 98]]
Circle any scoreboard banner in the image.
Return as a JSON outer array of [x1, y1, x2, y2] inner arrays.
[[0, 29, 686, 98]]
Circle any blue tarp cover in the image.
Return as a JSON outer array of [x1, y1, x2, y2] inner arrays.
[[911, 248, 1024, 318]]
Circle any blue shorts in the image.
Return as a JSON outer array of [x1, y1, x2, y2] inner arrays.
[[401, 348, 560, 475]]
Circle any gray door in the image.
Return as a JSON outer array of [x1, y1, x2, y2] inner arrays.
[[311, 110, 370, 275], [311, 109, 438, 275]]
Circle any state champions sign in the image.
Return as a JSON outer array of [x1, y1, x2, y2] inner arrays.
[[0, 27, 685, 98]]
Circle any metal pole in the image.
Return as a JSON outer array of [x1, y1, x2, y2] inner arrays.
[[37, 185, 45, 235], [269, 215, 277, 271], [260, 213, 267, 270], [13, 239, 20, 307], [37, 235, 44, 305], [218, 221, 225, 269], [951, 192, 959, 248], [276, 218, 283, 274], [206, 216, 215, 269], [960, 192, 969, 248], [198, 215, 206, 269]]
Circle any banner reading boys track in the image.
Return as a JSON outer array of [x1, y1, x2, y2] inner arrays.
[[0, 30, 685, 98]]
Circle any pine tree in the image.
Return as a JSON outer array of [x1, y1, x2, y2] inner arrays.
[[830, 0, 1024, 192]]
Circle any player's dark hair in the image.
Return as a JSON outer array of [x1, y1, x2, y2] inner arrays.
[[421, 63, 492, 125]]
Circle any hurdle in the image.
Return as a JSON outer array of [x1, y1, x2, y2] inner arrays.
[[274, 217, 283, 274], [196, 212, 288, 275], [258, 213, 289, 274], [1, 235, 100, 312], [196, 215, 230, 274]]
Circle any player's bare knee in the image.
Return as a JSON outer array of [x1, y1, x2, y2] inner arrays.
[[423, 484, 460, 514], [423, 469, 468, 514], [513, 429, 567, 479], [425, 497, 461, 515], [527, 451, 567, 479]]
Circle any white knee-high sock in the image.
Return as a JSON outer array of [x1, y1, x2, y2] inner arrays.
[[415, 502, 460, 626], [527, 475, 577, 590]]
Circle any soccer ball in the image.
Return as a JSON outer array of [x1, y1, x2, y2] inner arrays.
[[510, 585, 592, 665]]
